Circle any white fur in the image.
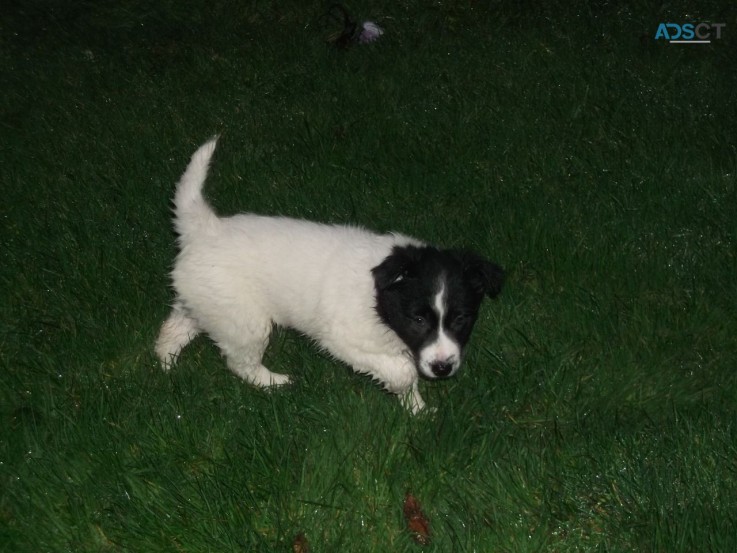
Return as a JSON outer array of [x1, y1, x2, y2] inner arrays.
[[156, 138, 430, 413], [418, 283, 461, 378]]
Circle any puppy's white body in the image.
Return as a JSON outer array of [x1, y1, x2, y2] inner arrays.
[[156, 139, 429, 412]]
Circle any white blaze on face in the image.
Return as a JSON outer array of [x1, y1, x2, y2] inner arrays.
[[418, 280, 462, 378]]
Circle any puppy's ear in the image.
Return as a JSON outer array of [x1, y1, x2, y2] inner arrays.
[[458, 252, 505, 299], [372, 246, 422, 291]]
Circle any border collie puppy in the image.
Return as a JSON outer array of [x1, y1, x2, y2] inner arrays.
[[155, 138, 504, 413]]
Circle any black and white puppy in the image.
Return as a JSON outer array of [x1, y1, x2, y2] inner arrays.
[[156, 138, 504, 413]]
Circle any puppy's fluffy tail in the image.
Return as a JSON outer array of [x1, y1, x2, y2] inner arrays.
[[173, 137, 219, 239]]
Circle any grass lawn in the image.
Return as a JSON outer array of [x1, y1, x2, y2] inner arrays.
[[2, 0, 736, 551]]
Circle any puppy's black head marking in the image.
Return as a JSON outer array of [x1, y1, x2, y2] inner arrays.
[[372, 245, 423, 291], [372, 245, 504, 377], [453, 250, 506, 299]]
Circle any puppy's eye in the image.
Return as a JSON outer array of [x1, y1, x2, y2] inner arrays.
[[411, 316, 427, 327], [451, 314, 471, 327]]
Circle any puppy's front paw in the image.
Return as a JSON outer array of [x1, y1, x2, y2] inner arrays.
[[400, 384, 427, 415], [266, 373, 291, 388]]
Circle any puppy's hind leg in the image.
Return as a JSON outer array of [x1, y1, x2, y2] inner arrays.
[[155, 302, 199, 370], [230, 357, 292, 388], [214, 319, 291, 388]]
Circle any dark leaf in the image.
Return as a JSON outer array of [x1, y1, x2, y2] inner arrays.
[[292, 532, 310, 553], [403, 493, 431, 545]]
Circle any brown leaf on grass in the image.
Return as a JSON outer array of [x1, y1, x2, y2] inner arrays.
[[292, 533, 310, 553], [403, 492, 431, 545]]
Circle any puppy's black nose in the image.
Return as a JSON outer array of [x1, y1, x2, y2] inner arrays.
[[430, 361, 453, 378]]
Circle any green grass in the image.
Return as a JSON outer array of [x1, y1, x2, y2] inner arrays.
[[2, 0, 737, 551]]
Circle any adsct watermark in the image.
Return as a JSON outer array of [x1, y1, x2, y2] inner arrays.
[[654, 22, 726, 44]]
